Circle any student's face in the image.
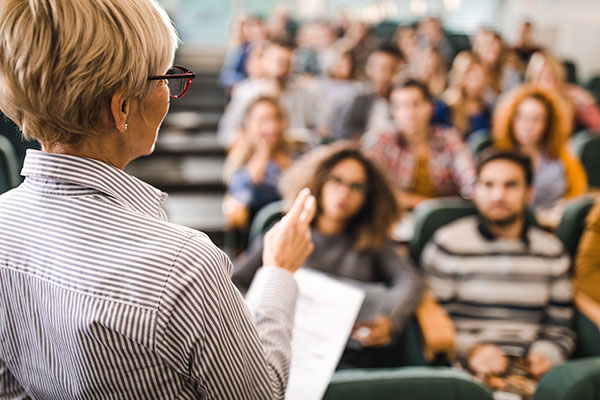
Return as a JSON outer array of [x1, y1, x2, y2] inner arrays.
[[245, 102, 284, 147], [320, 158, 368, 223], [512, 97, 548, 148], [474, 159, 531, 225], [366, 52, 398, 97], [463, 64, 486, 98], [262, 45, 292, 81], [390, 87, 432, 137]]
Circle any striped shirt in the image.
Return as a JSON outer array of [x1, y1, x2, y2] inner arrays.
[[0, 150, 298, 399], [422, 216, 575, 366]]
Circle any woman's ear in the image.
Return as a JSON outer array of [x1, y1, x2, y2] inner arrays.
[[110, 88, 130, 132]]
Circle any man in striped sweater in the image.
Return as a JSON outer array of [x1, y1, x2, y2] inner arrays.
[[422, 150, 575, 380]]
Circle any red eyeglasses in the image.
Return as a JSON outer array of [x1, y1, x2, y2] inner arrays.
[[148, 65, 196, 99]]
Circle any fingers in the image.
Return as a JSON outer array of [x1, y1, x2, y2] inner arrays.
[[283, 188, 311, 227], [298, 195, 317, 229]]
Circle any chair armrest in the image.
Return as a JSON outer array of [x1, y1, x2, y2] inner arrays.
[[575, 291, 600, 331], [416, 292, 456, 361]]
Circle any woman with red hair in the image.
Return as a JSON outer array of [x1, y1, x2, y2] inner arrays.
[[492, 84, 587, 207]]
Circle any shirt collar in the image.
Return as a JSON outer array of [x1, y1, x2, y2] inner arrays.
[[476, 213, 531, 246], [21, 150, 168, 219]]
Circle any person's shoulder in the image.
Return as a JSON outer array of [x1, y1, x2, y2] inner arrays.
[[527, 225, 566, 257], [430, 216, 485, 253]]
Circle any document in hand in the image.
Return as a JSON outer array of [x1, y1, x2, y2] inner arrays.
[[285, 268, 365, 400]]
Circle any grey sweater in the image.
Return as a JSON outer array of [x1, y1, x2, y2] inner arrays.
[[233, 228, 423, 333]]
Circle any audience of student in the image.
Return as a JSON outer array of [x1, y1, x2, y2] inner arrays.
[[233, 142, 423, 368], [438, 51, 492, 138], [330, 44, 401, 140], [213, 11, 599, 386], [525, 51, 600, 132], [363, 79, 476, 211], [222, 96, 298, 229], [574, 201, 600, 304], [218, 38, 320, 147], [492, 84, 587, 208], [422, 150, 575, 386]]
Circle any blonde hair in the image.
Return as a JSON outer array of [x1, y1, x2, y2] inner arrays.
[[525, 51, 567, 86], [223, 96, 289, 182], [442, 51, 487, 134], [0, 0, 178, 145], [492, 84, 572, 160]]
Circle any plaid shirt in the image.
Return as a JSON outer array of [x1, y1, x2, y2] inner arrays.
[[363, 125, 475, 198]]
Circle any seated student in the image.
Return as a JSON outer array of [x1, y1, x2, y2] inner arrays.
[[222, 96, 297, 230], [438, 51, 493, 139], [525, 51, 600, 132], [363, 79, 476, 211], [330, 44, 401, 140], [471, 29, 522, 104], [493, 84, 587, 208], [575, 201, 600, 304], [422, 150, 575, 393], [233, 142, 423, 368], [409, 44, 447, 98]]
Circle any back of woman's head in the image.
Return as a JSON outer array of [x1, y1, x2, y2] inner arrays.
[[279, 141, 400, 250], [492, 84, 571, 159], [0, 0, 178, 146]]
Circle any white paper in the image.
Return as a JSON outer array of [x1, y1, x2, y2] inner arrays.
[[285, 268, 365, 400]]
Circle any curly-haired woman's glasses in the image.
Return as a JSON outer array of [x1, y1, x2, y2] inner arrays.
[[148, 65, 196, 99]]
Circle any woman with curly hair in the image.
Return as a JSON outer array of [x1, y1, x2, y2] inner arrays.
[[233, 141, 423, 368], [493, 84, 587, 207]]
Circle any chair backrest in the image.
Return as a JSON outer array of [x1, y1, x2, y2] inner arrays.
[[571, 130, 600, 188], [466, 129, 492, 156], [323, 367, 493, 400], [0, 134, 20, 193], [554, 197, 595, 259], [588, 75, 600, 91], [562, 59, 578, 84], [409, 198, 477, 264], [248, 200, 285, 245]]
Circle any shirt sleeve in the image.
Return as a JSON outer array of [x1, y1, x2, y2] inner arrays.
[[376, 244, 424, 333], [155, 234, 298, 400], [0, 360, 29, 400]]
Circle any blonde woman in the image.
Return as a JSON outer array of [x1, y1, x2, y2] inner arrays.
[[0, 0, 315, 397], [439, 51, 492, 138], [223, 96, 299, 229], [526, 51, 600, 132]]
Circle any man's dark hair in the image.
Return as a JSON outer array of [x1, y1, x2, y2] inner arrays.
[[476, 149, 533, 186], [391, 78, 433, 102], [266, 37, 296, 51], [371, 43, 402, 60]]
